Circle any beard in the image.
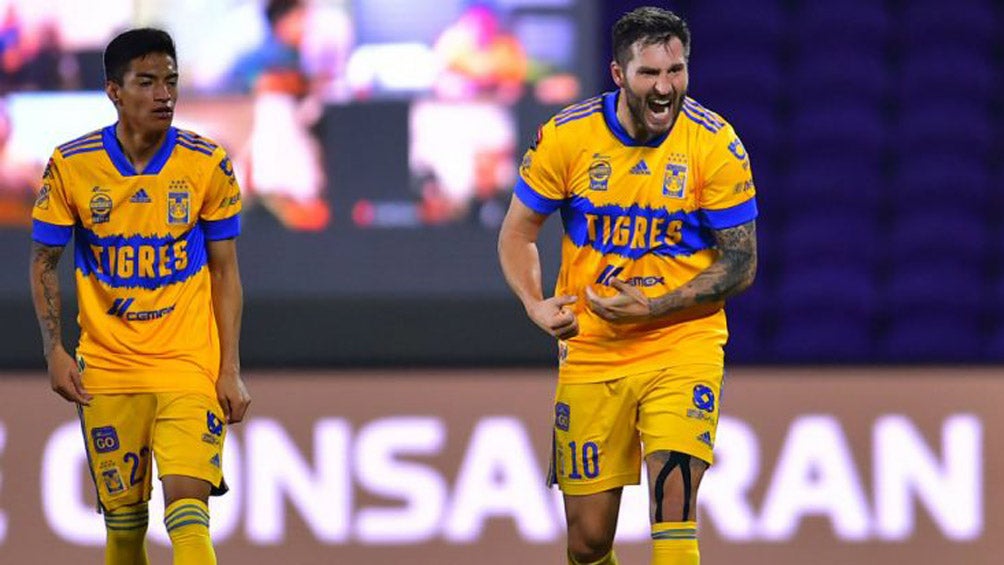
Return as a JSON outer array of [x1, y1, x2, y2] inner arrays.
[[622, 84, 685, 142]]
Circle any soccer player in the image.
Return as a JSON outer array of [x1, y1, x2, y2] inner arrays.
[[28, 28, 250, 565], [498, 8, 757, 565]]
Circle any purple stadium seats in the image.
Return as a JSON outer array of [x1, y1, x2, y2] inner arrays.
[[794, 0, 891, 49], [689, 0, 784, 53], [691, 51, 782, 108], [790, 102, 887, 158], [901, 0, 997, 51], [791, 46, 891, 103], [772, 266, 878, 360], [890, 154, 990, 213], [783, 155, 884, 216], [780, 213, 881, 270], [887, 210, 988, 267], [895, 99, 993, 160], [898, 48, 996, 106], [879, 263, 985, 361]]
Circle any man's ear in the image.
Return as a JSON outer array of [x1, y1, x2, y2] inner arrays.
[[105, 81, 121, 106], [610, 60, 624, 88]]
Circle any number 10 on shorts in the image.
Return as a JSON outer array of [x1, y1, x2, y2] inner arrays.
[[567, 440, 600, 479]]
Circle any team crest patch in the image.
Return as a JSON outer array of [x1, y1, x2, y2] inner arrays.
[[101, 465, 126, 495], [90, 192, 112, 223], [167, 191, 190, 225], [663, 163, 687, 198], [589, 154, 611, 191], [555, 402, 571, 431]]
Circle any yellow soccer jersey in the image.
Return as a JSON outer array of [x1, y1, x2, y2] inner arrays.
[[516, 92, 758, 383], [31, 125, 242, 397]]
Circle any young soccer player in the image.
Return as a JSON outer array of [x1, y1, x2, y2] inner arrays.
[[29, 28, 251, 564]]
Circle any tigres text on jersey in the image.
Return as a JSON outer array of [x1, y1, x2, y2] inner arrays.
[[32, 125, 242, 396], [516, 91, 758, 383]]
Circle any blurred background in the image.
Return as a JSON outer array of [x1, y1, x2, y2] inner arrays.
[[0, 0, 999, 563]]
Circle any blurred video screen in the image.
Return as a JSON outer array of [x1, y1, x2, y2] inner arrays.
[[0, 0, 596, 298]]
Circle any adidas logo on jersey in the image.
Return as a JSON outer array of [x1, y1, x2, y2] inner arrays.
[[696, 430, 714, 448], [629, 160, 651, 175], [130, 188, 152, 203]]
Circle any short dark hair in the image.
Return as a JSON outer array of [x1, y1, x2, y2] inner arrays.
[[612, 7, 690, 67], [103, 28, 176, 85], [266, 0, 302, 26]]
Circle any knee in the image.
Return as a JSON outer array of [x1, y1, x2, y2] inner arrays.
[[567, 519, 615, 563]]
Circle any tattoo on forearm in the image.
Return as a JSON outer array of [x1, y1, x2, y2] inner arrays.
[[32, 243, 64, 354], [652, 221, 757, 314]]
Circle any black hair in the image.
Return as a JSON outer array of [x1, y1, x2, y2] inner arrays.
[[266, 0, 302, 26], [612, 7, 690, 67], [103, 27, 176, 85]]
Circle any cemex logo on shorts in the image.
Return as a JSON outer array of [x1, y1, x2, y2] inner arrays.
[[91, 426, 120, 453]]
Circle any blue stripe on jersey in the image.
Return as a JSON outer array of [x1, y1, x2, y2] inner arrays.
[[560, 195, 714, 259], [62, 144, 105, 158], [555, 104, 603, 126], [601, 91, 669, 148], [514, 177, 564, 215], [557, 96, 602, 117], [73, 224, 207, 289], [680, 106, 722, 133], [32, 219, 73, 246], [58, 131, 101, 152], [683, 98, 725, 128], [701, 198, 758, 229], [177, 140, 214, 156], [102, 125, 177, 176], [177, 131, 217, 150], [202, 215, 241, 240]]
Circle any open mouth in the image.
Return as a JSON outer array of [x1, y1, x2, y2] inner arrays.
[[648, 99, 672, 114], [645, 98, 675, 128], [153, 108, 174, 118]]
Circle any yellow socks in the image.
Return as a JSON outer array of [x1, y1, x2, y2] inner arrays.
[[164, 498, 216, 565], [651, 521, 700, 564], [568, 550, 620, 565], [104, 503, 150, 565]]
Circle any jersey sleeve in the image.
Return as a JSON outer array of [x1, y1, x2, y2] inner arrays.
[[31, 153, 76, 246], [199, 150, 242, 240], [513, 120, 567, 215], [698, 124, 758, 230]]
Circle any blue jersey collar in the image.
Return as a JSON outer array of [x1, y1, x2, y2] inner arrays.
[[102, 124, 177, 176], [601, 90, 672, 148]]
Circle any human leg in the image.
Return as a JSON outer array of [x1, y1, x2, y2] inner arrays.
[[154, 392, 228, 565], [78, 395, 156, 565], [551, 378, 640, 564], [645, 451, 708, 565], [564, 489, 622, 564], [636, 364, 723, 565]]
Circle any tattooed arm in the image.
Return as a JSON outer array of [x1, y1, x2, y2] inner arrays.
[[586, 220, 758, 322], [29, 242, 91, 404]]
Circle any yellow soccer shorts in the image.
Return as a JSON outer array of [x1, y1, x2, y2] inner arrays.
[[78, 392, 228, 512], [549, 364, 723, 495]]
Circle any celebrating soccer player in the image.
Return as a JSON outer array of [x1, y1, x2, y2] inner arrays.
[[498, 7, 758, 565]]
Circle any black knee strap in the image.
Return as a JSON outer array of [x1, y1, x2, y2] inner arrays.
[[653, 451, 693, 522]]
